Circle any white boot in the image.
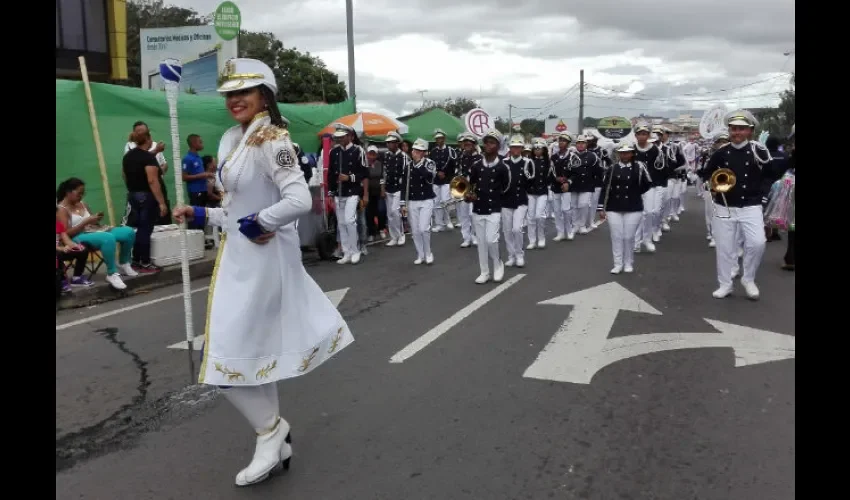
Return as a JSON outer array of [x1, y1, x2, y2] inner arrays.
[[235, 417, 292, 487]]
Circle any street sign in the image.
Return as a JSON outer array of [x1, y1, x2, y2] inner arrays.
[[167, 288, 350, 350], [465, 108, 493, 138], [523, 282, 795, 384], [214, 1, 241, 41], [596, 116, 632, 140]]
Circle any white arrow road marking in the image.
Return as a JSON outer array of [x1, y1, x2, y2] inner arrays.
[[389, 274, 526, 363], [167, 288, 350, 350], [523, 281, 662, 384]]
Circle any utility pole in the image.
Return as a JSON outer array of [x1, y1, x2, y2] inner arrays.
[[417, 89, 428, 106], [578, 69, 585, 135], [345, 0, 356, 107], [508, 104, 513, 132]]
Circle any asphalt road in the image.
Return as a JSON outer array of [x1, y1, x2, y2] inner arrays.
[[56, 194, 795, 500]]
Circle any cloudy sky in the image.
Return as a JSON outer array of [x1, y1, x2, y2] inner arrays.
[[178, 0, 795, 121]]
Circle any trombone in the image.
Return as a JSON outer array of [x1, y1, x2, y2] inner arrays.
[[440, 175, 474, 208], [709, 168, 736, 219]]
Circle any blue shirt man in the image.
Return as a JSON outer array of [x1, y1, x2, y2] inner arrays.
[[182, 134, 210, 229]]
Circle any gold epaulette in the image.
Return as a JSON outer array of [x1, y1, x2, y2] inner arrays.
[[246, 124, 289, 146]]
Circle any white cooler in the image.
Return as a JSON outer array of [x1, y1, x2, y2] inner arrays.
[[150, 227, 206, 267]]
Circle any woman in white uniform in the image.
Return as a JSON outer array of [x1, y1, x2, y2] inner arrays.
[[173, 58, 354, 487]]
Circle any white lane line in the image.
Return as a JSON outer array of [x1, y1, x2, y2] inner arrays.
[[389, 274, 526, 364], [166, 288, 351, 350], [56, 286, 210, 331]]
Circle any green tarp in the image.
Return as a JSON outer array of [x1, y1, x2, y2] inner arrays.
[[401, 108, 466, 145], [56, 79, 354, 216]]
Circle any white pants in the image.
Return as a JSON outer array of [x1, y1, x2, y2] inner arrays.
[[702, 189, 713, 236], [502, 206, 527, 260], [472, 213, 502, 275], [711, 205, 766, 288], [457, 201, 474, 242], [432, 184, 451, 228], [587, 187, 602, 227], [335, 195, 359, 257], [527, 194, 549, 244], [552, 192, 572, 235], [570, 192, 593, 231], [547, 189, 555, 218], [408, 199, 434, 259], [653, 185, 668, 231], [386, 191, 403, 241], [608, 212, 643, 268]]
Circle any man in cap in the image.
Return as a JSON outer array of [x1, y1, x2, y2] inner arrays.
[[467, 129, 510, 284], [403, 138, 438, 264], [703, 109, 772, 299], [632, 123, 663, 252], [381, 131, 409, 247], [327, 123, 369, 264], [549, 132, 576, 241], [502, 134, 532, 267], [585, 134, 609, 230], [569, 135, 602, 235], [659, 126, 687, 226], [430, 128, 458, 232], [456, 132, 482, 247]]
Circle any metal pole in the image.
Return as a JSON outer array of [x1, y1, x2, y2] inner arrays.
[[345, 0, 356, 106], [578, 69, 585, 135]]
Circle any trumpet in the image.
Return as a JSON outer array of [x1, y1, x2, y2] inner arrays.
[[440, 175, 474, 208], [709, 168, 736, 219]]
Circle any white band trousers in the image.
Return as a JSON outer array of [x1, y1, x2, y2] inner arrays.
[[335, 195, 359, 257], [472, 212, 502, 276], [501, 206, 527, 261], [527, 194, 549, 244], [385, 191, 403, 241], [710, 205, 766, 288], [408, 199, 434, 259], [432, 184, 451, 228], [607, 211, 643, 268]]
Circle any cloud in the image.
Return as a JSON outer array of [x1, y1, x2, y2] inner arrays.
[[176, 0, 795, 119]]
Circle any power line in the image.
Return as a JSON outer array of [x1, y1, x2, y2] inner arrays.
[[584, 88, 784, 103], [584, 73, 791, 99]]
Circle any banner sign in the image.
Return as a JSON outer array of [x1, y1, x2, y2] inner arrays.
[[596, 116, 632, 139]]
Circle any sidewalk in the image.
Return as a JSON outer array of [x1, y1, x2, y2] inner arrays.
[[57, 246, 322, 310]]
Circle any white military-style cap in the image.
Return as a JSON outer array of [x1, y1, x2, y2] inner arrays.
[[333, 123, 355, 138], [482, 129, 503, 143], [634, 123, 651, 133], [649, 133, 660, 142], [367, 145, 379, 153], [616, 142, 635, 152], [412, 138, 430, 151], [714, 131, 730, 142], [522, 143, 532, 152], [217, 58, 278, 94], [557, 132, 573, 142], [433, 128, 446, 139], [385, 131, 402, 142], [575, 135, 588, 143], [662, 126, 673, 134], [459, 132, 477, 143], [508, 134, 525, 147], [726, 109, 758, 128]]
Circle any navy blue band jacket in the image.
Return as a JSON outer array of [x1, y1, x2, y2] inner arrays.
[[502, 156, 531, 209], [527, 157, 550, 196], [401, 157, 437, 203], [430, 145, 457, 186], [634, 144, 668, 188], [327, 144, 368, 197], [382, 149, 410, 194], [549, 151, 574, 193], [704, 141, 771, 208], [468, 156, 510, 215], [567, 150, 601, 193], [600, 161, 653, 212]]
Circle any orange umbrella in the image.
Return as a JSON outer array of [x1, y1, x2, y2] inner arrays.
[[318, 112, 408, 137]]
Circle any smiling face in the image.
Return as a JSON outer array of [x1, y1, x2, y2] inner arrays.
[[225, 87, 265, 125], [729, 125, 751, 144]]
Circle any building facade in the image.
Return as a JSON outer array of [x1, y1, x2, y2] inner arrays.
[[56, 0, 127, 81]]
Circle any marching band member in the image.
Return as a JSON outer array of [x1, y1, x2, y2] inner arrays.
[[599, 142, 653, 273], [502, 135, 532, 267], [570, 135, 602, 235], [549, 133, 575, 241], [632, 124, 663, 252], [467, 129, 510, 284], [649, 127, 672, 238], [660, 127, 687, 226], [526, 138, 550, 249], [586, 134, 608, 230], [703, 110, 772, 299], [522, 143, 532, 158], [172, 58, 353, 487], [457, 133, 482, 247], [698, 132, 730, 247], [382, 131, 409, 247], [402, 138, 438, 264], [327, 123, 368, 264], [430, 128, 457, 232]]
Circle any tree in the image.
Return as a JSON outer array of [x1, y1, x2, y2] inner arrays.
[[123, 0, 347, 103], [414, 97, 479, 117], [753, 73, 794, 138], [582, 117, 601, 128]]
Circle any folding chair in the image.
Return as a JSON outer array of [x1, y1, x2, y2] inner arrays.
[[85, 247, 105, 279]]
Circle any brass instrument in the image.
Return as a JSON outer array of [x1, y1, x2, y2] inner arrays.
[[440, 175, 473, 208], [709, 168, 736, 219]]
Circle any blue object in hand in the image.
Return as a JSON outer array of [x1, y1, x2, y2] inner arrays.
[[237, 213, 270, 240]]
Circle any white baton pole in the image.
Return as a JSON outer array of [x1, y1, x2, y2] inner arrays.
[[159, 59, 196, 353]]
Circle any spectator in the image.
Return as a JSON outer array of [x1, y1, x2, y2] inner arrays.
[[204, 155, 222, 208], [57, 178, 135, 290], [182, 134, 213, 229], [56, 206, 92, 290], [365, 145, 387, 241], [124, 121, 172, 224], [401, 140, 412, 155], [124, 129, 168, 273], [293, 142, 313, 183], [762, 136, 787, 242]]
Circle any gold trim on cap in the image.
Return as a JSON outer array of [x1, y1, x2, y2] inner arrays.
[[223, 73, 265, 81]]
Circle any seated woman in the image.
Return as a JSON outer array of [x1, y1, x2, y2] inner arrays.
[[56, 205, 92, 289], [56, 177, 137, 290]]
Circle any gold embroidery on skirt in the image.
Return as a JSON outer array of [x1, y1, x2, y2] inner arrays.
[[298, 346, 321, 372], [255, 360, 278, 380], [214, 362, 245, 382]]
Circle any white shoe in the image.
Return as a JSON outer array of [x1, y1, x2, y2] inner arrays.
[[397, 235, 406, 246], [654, 230, 663, 240], [526, 241, 537, 250], [737, 248, 745, 258], [446, 222, 455, 230], [118, 263, 138, 277], [385, 239, 397, 247], [671, 215, 680, 222], [106, 273, 127, 290], [662, 222, 671, 232], [336, 255, 351, 264], [460, 240, 471, 248], [706, 234, 713, 241], [475, 273, 490, 284], [610, 266, 623, 274], [708, 239, 716, 248], [591, 221, 601, 229], [516, 257, 525, 268], [431, 226, 443, 233], [351, 252, 361, 264], [644, 241, 656, 253], [493, 261, 505, 282], [537, 239, 546, 249], [652, 233, 661, 243], [472, 238, 478, 246], [578, 227, 589, 235], [505, 258, 515, 267], [425, 254, 434, 265], [413, 257, 423, 265], [234, 417, 292, 487], [741, 281, 760, 300], [712, 286, 733, 299], [566, 232, 575, 240], [623, 265, 634, 273], [553, 233, 565, 242]]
